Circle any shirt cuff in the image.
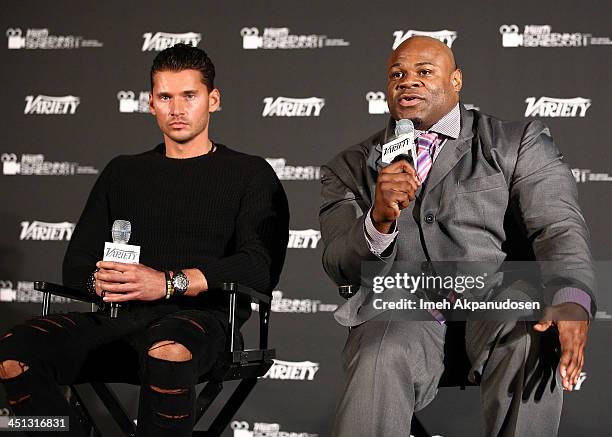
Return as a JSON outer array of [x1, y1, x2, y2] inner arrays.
[[552, 287, 592, 319], [364, 207, 398, 257]]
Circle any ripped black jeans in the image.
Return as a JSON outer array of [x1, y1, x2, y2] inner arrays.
[[0, 302, 230, 437]]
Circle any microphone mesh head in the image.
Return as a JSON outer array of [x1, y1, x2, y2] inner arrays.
[[395, 119, 414, 137], [111, 220, 131, 244]]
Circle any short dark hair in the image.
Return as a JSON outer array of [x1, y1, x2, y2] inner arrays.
[[150, 43, 215, 91]]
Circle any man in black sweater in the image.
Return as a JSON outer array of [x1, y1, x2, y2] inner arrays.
[[0, 44, 289, 436]]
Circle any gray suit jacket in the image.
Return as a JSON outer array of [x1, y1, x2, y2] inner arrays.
[[320, 105, 595, 326]]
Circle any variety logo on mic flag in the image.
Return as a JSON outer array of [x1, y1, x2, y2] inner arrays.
[[288, 230, 321, 249], [117, 91, 150, 113], [262, 97, 325, 117], [381, 135, 416, 165], [240, 27, 349, 50], [524, 97, 591, 117], [24, 95, 80, 115], [572, 168, 612, 183], [104, 220, 141, 264], [500, 24, 612, 47], [261, 359, 320, 381], [6, 28, 103, 49], [231, 421, 318, 437], [265, 158, 320, 180], [141, 32, 201, 51], [1, 153, 98, 176], [19, 221, 75, 241], [393, 29, 457, 49]]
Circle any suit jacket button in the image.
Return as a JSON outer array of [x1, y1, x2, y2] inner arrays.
[[424, 213, 435, 223]]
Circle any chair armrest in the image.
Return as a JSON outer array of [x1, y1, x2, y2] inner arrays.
[[220, 282, 271, 352], [339, 285, 359, 300], [34, 281, 99, 304], [221, 282, 270, 305]]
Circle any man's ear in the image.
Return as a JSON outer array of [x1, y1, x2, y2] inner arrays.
[[451, 69, 463, 93], [209, 88, 221, 112], [149, 93, 155, 115]]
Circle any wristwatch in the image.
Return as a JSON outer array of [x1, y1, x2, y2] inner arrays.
[[171, 270, 189, 297]]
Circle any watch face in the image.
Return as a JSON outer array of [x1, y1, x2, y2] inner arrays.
[[173, 272, 189, 292]]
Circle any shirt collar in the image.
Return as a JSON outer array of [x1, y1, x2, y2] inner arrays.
[[416, 103, 461, 139], [385, 103, 461, 141]]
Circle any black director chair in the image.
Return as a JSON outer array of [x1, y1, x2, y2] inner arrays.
[[338, 285, 477, 437], [34, 281, 275, 437]]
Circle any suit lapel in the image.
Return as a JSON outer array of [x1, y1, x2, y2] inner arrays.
[[422, 107, 475, 196]]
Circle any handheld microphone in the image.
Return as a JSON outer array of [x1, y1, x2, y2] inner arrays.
[[103, 220, 141, 318], [380, 119, 417, 169]]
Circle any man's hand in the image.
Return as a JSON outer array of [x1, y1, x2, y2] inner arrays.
[[371, 160, 420, 234], [94, 261, 166, 302], [533, 303, 589, 391]]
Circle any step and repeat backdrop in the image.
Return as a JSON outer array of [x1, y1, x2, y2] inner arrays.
[[1, 1, 611, 436]]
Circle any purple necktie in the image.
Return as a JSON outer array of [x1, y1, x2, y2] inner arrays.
[[416, 132, 438, 183]]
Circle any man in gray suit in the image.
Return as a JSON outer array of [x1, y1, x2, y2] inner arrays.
[[319, 36, 595, 436]]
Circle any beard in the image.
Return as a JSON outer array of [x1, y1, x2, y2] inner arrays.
[[409, 117, 423, 130]]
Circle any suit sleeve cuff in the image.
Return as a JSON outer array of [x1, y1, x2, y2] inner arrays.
[[552, 287, 592, 319], [364, 207, 398, 258]]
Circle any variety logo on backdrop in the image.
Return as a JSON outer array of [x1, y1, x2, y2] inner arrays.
[[392, 29, 457, 49], [141, 32, 201, 51], [572, 168, 612, 183], [6, 28, 103, 50], [0, 281, 73, 303], [262, 97, 325, 117], [524, 97, 591, 118], [261, 359, 320, 381], [265, 158, 320, 180], [288, 230, 321, 249], [500, 25, 612, 47], [231, 421, 318, 437], [117, 91, 150, 113], [251, 290, 338, 314], [240, 27, 349, 50], [19, 221, 75, 241], [24, 95, 80, 115], [1, 153, 98, 176]]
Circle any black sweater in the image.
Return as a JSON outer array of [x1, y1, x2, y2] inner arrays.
[[63, 143, 289, 315]]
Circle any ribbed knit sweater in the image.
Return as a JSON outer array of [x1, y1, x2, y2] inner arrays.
[[63, 143, 289, 315]]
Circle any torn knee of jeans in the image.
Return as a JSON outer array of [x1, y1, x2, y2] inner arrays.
[[36, 318, 63, 329], [1, 332, 12, 341], [27, 324, 48, 333], [173, 316, 206, 333], [0, 360, 29, 380], [149, 385, 188, 395], [155, 411, 190, 420], [8, 394, 31, 406], [147, 341, 192, 362], [58, 315, 76, 326]]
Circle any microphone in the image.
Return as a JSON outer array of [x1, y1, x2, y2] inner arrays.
[[380, 119, 417, 169], [103, 220, 141, 318]]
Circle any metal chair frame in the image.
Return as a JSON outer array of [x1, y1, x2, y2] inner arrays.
[[34, 281, 275, 437]]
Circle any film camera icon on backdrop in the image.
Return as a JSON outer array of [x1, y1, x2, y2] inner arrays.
[[117, 91, 150, 113], [6, 28, 25, 49], [2, 154, 20, 175], [500, 25, 523, 47], [366, 92, 389, 115], [241, 28, 262, 49]]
